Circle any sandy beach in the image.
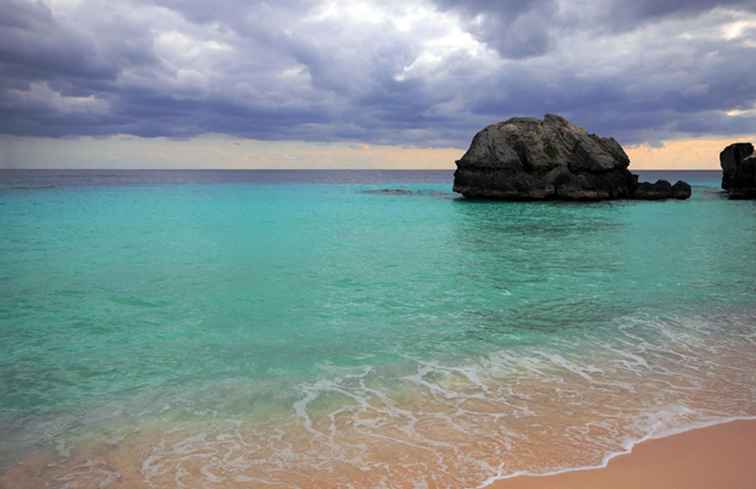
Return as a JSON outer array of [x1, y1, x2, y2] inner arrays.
[[491, 419, 756, 489]]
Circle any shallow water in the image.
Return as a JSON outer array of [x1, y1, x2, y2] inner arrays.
[[1, 170, 755, 488]]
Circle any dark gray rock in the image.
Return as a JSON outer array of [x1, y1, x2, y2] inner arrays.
[[634, 180, 672, 200], [671, 180, 692, 199], [453, 114, 690, 201], [633, 180, 691, 200], [720, 143, 756, 199]]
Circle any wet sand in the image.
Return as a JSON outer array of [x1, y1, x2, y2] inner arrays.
[[3, 419, 756, 488], [490, 419, 756, 489]]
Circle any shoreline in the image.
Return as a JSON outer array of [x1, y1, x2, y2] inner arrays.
[[486, 417, 756, 489], [3, 412, 756, 488]]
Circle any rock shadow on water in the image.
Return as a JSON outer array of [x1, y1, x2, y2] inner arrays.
[[449, 197, 625, 240]]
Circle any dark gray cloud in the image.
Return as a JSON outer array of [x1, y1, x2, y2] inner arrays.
[[612, 0, 756, 21], [432, 0, 558, 58], [0, 0, 755, 148], [0, 1, 114, 83], [434, 0, 756, 58]]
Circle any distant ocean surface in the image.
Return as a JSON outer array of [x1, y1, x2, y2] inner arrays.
[[1, 169, 755, 488]]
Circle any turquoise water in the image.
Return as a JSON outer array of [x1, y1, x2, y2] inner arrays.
[[1, 170, 755, 487]]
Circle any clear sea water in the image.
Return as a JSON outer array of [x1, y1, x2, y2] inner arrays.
[[1, 170, 755, 488]]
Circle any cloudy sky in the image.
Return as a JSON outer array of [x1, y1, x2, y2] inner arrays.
[[1, 0, 755, 169]]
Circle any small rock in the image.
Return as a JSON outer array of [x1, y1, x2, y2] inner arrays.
[[634, 180, 674, 200], [720, 142, 756, 198], [671, 180, 692, 199]]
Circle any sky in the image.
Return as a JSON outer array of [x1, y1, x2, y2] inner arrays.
[[1, 0, 755, 169]]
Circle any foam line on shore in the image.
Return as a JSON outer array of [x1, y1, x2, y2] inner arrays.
[[477, 415, 756, 488]]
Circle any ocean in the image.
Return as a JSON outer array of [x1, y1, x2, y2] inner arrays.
[[1, 169, 755, 488]]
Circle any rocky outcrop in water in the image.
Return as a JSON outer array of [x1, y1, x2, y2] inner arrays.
[[671, 180, 692, 199], [634, 180, 691, 200], [453, 114, 690, 201], [720, 143, 756, 199]]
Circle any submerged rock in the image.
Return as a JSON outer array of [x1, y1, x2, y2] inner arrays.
[[720, 143, 756, 199], [453, 114, 691, 201], [362, 188, 414, 195]]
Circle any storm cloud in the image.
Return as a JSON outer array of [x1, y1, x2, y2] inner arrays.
[[1, 0, 755, 147]]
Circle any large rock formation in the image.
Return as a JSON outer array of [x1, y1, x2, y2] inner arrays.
[[720, 143, 756, 198], [453, 114, 690, 200]]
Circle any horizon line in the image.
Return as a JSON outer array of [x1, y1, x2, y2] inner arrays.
[[0, 167, 724, 172]]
